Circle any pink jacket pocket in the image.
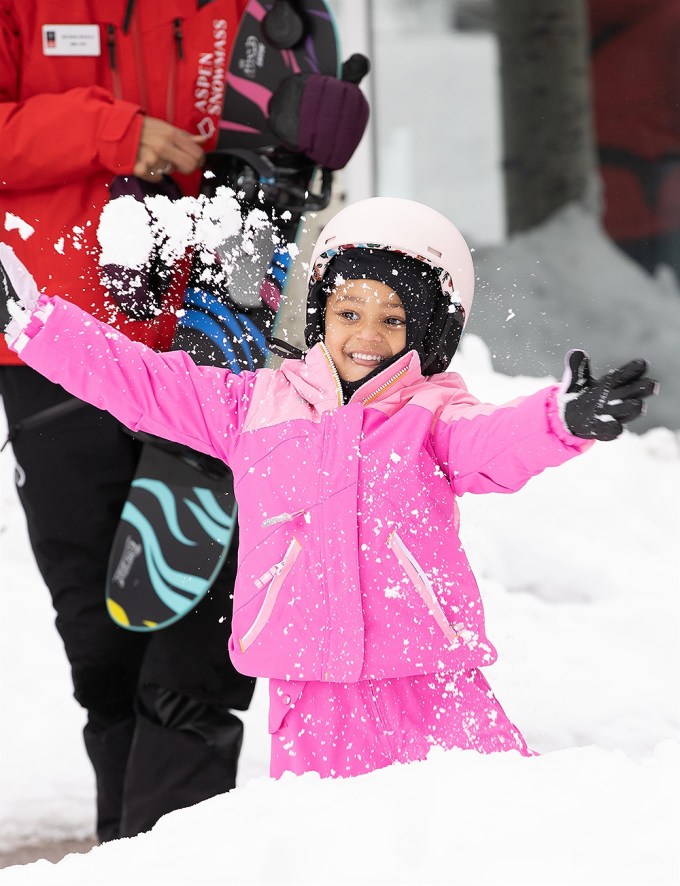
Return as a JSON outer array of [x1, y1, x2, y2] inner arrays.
[[387, 531, 464, 649], [268, 680, 306, 734], [238, 538, 302, 652]]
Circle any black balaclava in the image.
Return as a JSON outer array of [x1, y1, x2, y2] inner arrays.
[[308, 248, 442, 401]]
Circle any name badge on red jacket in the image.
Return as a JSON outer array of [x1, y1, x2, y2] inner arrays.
[[42, 24, 101, 56]]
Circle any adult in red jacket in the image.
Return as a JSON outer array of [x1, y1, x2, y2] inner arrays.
[[0, 0, 256, 842], [588, 0, 680, 280]]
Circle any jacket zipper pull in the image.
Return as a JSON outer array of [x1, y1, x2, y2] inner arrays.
[[107, 24, 116, 70], [122, 0, 135, 34], [107, 24, 123, 100], [174, 18, 184, 60], [261, 508, 308, 528]]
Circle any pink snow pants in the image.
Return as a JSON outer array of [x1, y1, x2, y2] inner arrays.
[[269, 669, 530, 779]]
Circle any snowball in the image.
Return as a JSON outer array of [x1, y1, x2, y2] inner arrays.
[[97, 196, 153, 268], [4, 212, 34, 240]]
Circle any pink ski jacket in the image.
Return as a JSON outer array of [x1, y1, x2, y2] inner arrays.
[[13, 297, 592, 683]]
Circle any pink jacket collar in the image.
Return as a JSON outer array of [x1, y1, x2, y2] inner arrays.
[[279, 343, 425, 410]]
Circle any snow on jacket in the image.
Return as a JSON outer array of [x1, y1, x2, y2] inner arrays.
[[0, 0, 247, 365], [12, 296, 592, 682]]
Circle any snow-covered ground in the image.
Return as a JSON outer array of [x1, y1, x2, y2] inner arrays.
[[1, 337, 679, 884]]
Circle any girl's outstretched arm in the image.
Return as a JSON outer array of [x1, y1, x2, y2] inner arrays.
[[1, 244, 252, 464], [431, 350, 655, 497], [432, 383, 593, 496]]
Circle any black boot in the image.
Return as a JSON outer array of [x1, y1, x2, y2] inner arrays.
[[119, 685, 244, 838], [83, 717, 136, 843]]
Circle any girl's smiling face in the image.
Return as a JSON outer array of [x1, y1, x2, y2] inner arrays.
[[323, 278, 407, 382]]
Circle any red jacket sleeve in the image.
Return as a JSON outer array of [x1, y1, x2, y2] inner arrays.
[[0, 3, 143, 189]]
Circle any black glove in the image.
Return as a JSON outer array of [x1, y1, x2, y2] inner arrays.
[[559, 349, 658, 440]]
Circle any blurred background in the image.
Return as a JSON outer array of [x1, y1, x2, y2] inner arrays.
[[289, 0, 679, 430]]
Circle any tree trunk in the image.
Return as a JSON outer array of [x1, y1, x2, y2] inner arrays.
[[495, 0, 597, 234]]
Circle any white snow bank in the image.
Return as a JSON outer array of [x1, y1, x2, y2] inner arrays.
[[467, 203, 680, 430], [2, 742, 678, 886]]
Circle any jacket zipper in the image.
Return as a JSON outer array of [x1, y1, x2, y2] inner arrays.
[[319, 342, 343, 406], [359, 366, 409, 405], [122, 0, 135, 34], [107, 5, 156, 115], [318, 344, 410, 407], [388, 531, 465, 650], [166, 18, 184, 125], [262, 507, 307, 528], [106, 25, 123, 99], [315, 346, 409, 677], [130, 8, 149, 111], [319, 409, 335, 680], [239, 538, 302, 651]]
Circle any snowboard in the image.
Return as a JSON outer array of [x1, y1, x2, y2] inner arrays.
[[106, 0, 340, 631]]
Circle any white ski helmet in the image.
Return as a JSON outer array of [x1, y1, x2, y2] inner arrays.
[[305, 197, 475, 373]]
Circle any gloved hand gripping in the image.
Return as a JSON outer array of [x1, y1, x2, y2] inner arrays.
[[0, 243, 43, 345]]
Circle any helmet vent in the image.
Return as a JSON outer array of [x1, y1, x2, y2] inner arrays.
[[324, 235, 336, 245], [427, 246, 442, 258]]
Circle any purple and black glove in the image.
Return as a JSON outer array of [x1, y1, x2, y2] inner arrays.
[[99, 174, 183, 321], [267, 54, 370, 170], [558, 349, 658, 440]]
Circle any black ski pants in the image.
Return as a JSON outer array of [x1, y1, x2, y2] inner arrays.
[[0, 366, 255, 841]]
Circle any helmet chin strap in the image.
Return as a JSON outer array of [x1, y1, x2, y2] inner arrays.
[[266, 336, 306, 360], [420, 312, 464, 375]]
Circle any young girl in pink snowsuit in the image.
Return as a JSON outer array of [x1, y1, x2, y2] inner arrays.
[[0, 198, 656, 779]]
